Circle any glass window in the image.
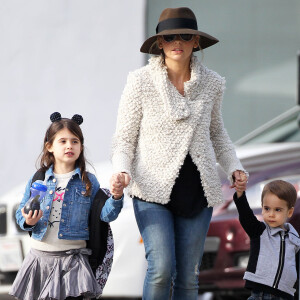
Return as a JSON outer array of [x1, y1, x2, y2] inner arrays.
[[240, 111, 300, 144], [227, 175, 300, 210], [146, 0, 300, 141]]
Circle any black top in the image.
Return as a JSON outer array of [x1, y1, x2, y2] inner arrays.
[[164, 153, 208, 217]]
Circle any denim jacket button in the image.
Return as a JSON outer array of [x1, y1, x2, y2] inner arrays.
[[63, 204, 67, 207], [49, 190, 54, 195], [59, 234, 63, 237], [46, 206, 50, 210], [81, 191, 85, 195], [61, 219, 64, 222], [53, 178, 56, 183]]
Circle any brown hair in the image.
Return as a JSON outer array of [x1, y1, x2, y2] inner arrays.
[[261, 180, 297, 209], [37, 118, 92, 196]]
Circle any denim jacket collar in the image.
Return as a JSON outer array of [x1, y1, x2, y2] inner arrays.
[[45, 165, 81, 181]]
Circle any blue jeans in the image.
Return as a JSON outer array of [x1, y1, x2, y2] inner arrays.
[[133, 198, 213, 300], [248, 291, 288, 300]]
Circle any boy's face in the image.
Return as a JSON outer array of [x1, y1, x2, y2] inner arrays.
[[262, 192, 294, 229]]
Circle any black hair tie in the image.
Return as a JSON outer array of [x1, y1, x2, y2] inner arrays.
[[50, 112, 62, 122], [71, 114, 83, 125]]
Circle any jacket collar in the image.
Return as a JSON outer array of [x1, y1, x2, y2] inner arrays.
[[148, 55, 204, 121], [45, 165, 81, 181], [285, 223, 300, 246], [266, 222, 300, 246]]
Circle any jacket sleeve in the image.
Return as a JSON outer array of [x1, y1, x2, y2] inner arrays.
[[15, 175, 35, 231], [100, 196, 124, 222], [233, 192, 265, 238], [111, 72, 143, 176], [209, 79, 247, 183], [89, 173, 124, 222]]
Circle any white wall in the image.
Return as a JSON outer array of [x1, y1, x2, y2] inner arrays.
[[0, 0, 146, 194]]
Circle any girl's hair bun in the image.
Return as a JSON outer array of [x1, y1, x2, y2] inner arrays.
[[71, 114, 83, 125], [50, 112, 62, 123]]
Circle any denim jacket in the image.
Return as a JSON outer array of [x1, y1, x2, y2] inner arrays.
[[16, 166, 123, 241]]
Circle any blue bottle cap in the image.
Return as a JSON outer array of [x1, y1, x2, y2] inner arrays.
[[32, 181, 47, 192]]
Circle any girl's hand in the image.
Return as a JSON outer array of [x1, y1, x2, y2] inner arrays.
[[110, 173, 125, 200], [231, 170, 248, 198], [21, 207, 43, 226]]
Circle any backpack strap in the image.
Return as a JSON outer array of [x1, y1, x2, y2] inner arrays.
[[31, 169, 46, 183]]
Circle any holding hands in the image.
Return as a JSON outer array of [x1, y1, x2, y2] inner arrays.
[[231, 170, 248, 198], [110, 172, 131, 200]]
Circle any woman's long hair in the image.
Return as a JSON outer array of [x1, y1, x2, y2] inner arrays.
[[37, 118, 92, 196]]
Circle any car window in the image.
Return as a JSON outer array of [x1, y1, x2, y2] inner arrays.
[[227, 183, 263, 210], [238, 111, 300, 145]]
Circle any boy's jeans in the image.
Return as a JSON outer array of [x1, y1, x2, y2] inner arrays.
[[133, 198, 213, 300]]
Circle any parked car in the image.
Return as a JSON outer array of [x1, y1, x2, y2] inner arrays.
[[198, 105, 300, 299]]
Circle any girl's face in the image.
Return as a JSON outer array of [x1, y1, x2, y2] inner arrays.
[[261, 192, 294, 229], [158, 34, 199, 64], [47, 127, 82, 170]]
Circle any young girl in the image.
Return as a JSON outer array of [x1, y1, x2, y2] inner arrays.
[[10, 112, 124, 300]]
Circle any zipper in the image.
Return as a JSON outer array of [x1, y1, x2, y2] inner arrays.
[[272, 231, 286, 288]]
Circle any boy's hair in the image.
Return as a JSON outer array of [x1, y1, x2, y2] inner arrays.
[[37, 118, 92, 196], [261, 180, 297, 209]]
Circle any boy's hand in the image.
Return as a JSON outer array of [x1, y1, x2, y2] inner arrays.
[[21, 207, 43, 226], [110, 173, 125, 200], [231, 170, 248, 198]]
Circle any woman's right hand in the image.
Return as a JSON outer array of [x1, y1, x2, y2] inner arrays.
[[21, 207, 43, 226]]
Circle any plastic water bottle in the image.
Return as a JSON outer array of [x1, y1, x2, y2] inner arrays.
[[24, 180, 47, 214]]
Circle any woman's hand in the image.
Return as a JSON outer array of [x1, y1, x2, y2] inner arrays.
[[110, 172, 131, 200], [231, 170, 248, 198], [21, 207, 43, 226], [119, 172, 131, 187], [109, 173, 125, 200]]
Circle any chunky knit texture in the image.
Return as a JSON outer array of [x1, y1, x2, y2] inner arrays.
[[112, 55, 246, 207]]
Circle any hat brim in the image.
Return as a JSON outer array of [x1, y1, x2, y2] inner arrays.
[[140, 29, 219, 54]]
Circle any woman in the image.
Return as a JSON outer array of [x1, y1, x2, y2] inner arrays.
[[112, 7, 248, 300]]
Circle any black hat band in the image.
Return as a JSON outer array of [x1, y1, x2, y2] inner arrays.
[[156, 18, 198, 34]]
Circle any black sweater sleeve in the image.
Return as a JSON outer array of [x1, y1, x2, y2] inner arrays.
[[233, 192, 266, 238]]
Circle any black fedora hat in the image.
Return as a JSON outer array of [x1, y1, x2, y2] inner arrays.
[[140, 7, 219, 55]]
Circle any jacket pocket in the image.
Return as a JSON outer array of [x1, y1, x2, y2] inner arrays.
[[74, 188, 92, 232], [280, 243, 297, 285]]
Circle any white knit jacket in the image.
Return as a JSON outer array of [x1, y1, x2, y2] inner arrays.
[[112, 55, 246, 207]]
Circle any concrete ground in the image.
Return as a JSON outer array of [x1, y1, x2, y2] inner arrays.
[[0, 291, 214, 300]]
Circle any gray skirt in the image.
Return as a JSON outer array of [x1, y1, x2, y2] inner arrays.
[[9, 248, 102, 300]]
